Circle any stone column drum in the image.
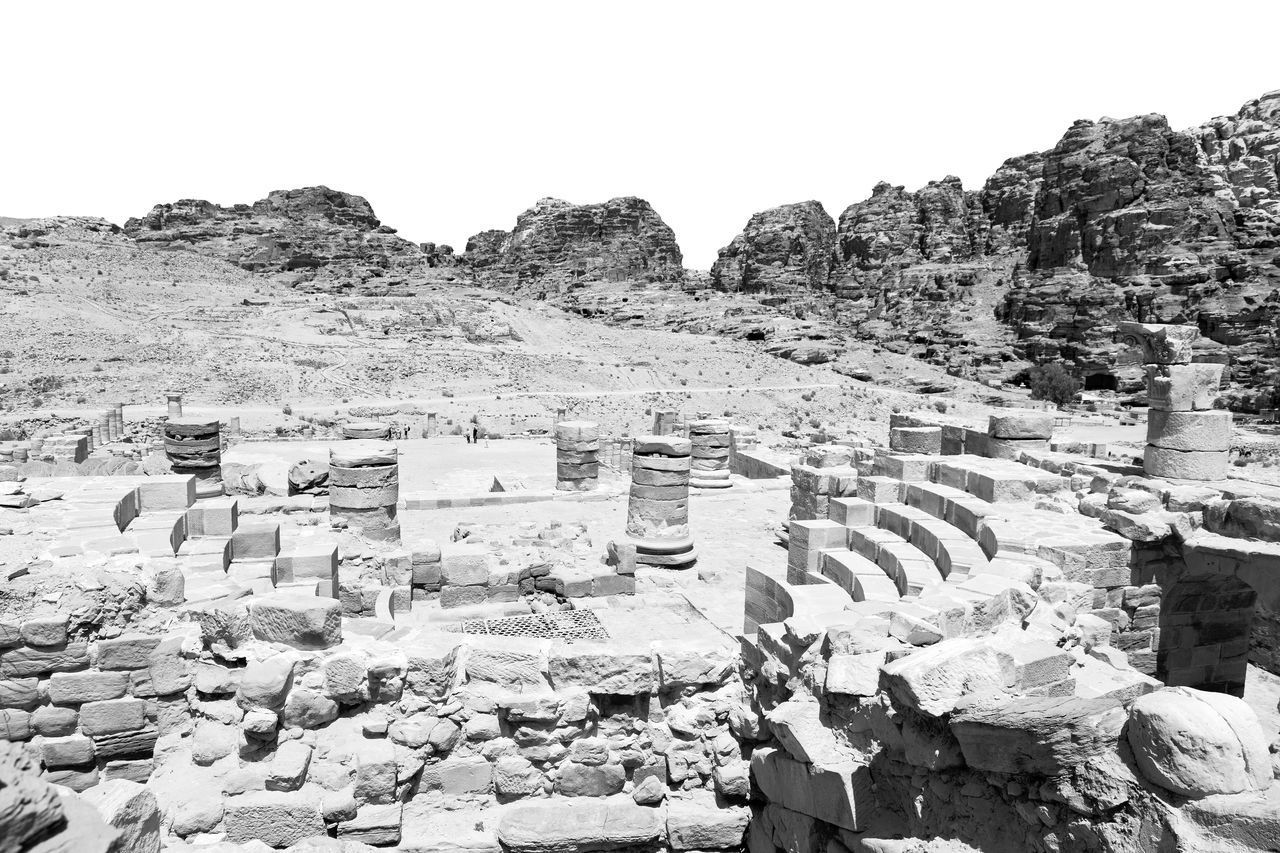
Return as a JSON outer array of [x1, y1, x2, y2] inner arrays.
[[1121, 323, 1230, 480], [689, 419, 732, 489], [343, 421, 391, 440], [329, 440, 400, 541], [166, 394, 183, 419], [164, 417, 222, 496], [113, 403, 126, 440], [555, 421, 599, 491], [626, 436, 696, 567], [95, 414, 109, 447]]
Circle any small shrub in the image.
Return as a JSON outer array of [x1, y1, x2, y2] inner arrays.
[[1022, 363, 1081, 407]]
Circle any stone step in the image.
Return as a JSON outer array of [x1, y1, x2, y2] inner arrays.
[[819, 549, 901, 603], [930, 454, 1067, 504], [846, 526, 944, 597]]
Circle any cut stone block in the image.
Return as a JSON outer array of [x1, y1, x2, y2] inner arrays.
[[248, 595, 342, 649], [137, 476, 196, 512], [988, 410, 1055, 440]]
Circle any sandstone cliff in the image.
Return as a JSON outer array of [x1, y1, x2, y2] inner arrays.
[[463, 197, 683, 293], [711, 90, 1280, 407], [710, 201, 834, 299], [123, 186, 435, 291]]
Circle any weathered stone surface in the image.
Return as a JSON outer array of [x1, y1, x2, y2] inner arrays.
[[81, 779, 161, 853], [665, 790, 750, 850], [465, 197, 683, 292], [881, 638, 1015, 717], [223, 790, 325, 848], [711, 201, 835, 295], [249, 595, 342, 649], [749, 747, 872, 833], [495, 797, 664, 853], [1127, 687, 1271, 798]]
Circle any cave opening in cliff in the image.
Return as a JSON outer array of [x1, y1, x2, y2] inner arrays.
[[1084, 372, 1118, 391]]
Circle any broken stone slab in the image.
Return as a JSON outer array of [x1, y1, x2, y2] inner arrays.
[[765, 698, 852, 764], [749, 747, 872, 832], [988, 410, 1055, 440], [951, 693, 1129, 776], [1126, 687, 1271, 798], [665, 790, 750, 850], [880, 637, 1015, 717], [495, 796, 664, 853], [223, 789, 325, 848], [248, 595, 342, 649], [79, 779, 161, 853]]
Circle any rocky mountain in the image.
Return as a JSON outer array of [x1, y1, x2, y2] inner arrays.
[[711, 90, 1280, 408], [463, 197, 683, 294], [710, 201, 834, 300], [123, 186, 439, 291]]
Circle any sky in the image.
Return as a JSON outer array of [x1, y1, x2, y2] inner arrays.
[[4, 1, 1279, 269]]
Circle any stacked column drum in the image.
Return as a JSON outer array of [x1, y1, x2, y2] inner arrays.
[[343, 421, 391, 440], [626, 436, 696, 568], [330, 440, 400, 541], [555, 421, 599, 491], [166, 394, 183, 418], [1125, 323, 1231, 481], [689, 419, 733, 489], [165, 417, 222, 496]]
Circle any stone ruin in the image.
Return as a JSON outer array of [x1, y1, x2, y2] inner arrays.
[[2, 326, 1280, 852]]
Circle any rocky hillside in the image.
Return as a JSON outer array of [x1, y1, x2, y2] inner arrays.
[[122, 186, 449, 292], [710, 201, 834, 300], [463, 197, 683, 294], [712, 90, 1280, 408]]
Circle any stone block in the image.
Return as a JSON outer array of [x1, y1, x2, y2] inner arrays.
[[988, 410, 1054, 440], [137, 475, 196, 512], [440, 543, 491, 585], [223, 790, 325, 848], [187, 497, 239, 536], [749, 747, 872, 832], [889, 426, 942, 455], [496, 797, 664, 853], [339, 802, 403, 845], [232, 522, 281, 560], [1145, 363, 1223, 411], [78, 698, 147, 736], [274, 541, 339, 596], [48, 671, 130, 704], [666, 791, 750, 850], [249, 595, 342, 649]]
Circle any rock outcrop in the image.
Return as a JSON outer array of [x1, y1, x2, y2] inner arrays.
[[710, 90, 1280, 406], [710, 201, 834, 298], [464, 197, 683, 293], [123, 186, 435, 291]]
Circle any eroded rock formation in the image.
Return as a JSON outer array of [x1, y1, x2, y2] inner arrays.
[[712, 90, 1280, 405], [123, 186, 433, 290], [463, 197, 684, 292], [710, 201, 834, 299]]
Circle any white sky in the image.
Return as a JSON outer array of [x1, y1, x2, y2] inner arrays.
[[4, 0, 1278, 269]]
